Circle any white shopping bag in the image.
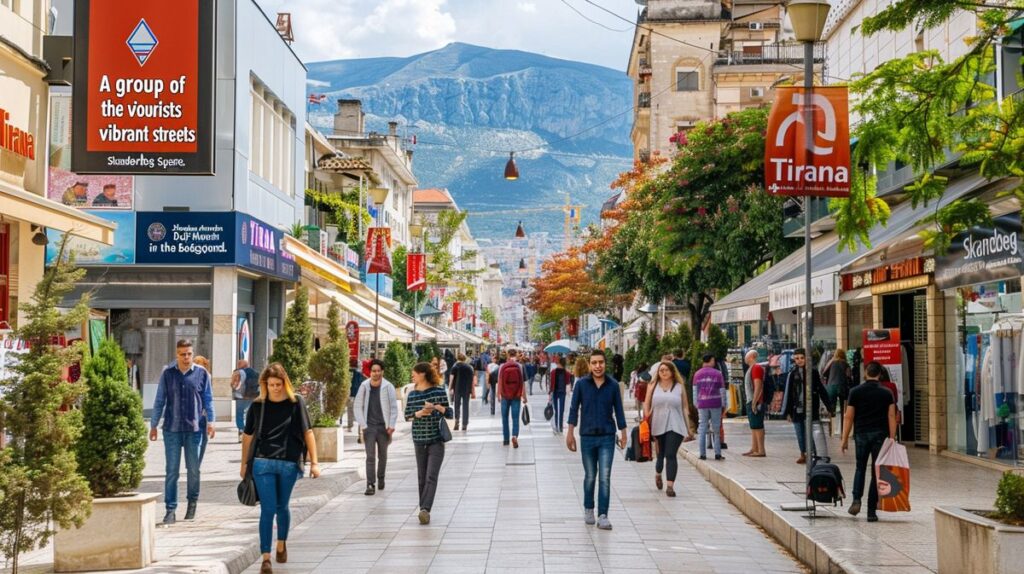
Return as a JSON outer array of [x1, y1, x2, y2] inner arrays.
[[874, 438, 910, 512]]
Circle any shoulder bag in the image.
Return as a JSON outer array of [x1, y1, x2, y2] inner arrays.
[[237, 401, 265, 506], [438, 414, 452, 443]]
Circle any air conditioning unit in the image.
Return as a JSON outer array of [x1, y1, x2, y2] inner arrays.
[[750, 87, 765, 98], [749, 22, 764, 30]]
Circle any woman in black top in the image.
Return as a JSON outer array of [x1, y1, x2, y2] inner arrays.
[[404, 362, 452, 525], [240, 363, 320, 574]]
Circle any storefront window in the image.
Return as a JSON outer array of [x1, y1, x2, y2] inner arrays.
[[948, 279, 1024, 466]]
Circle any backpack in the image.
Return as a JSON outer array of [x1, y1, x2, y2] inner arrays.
[[242, 367, 261, 399], [499, 362, 524, 399], [807, 457, 845, 505], [627, 425, 652, 462]]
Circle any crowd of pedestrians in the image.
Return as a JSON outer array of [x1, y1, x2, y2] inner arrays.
[[144, 339, 908, 573]]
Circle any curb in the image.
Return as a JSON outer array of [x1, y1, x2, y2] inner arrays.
[[680, 447, 857, 574]]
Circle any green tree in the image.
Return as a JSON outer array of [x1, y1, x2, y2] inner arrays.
[[390, 244, 419, 315], [706, 324, 734, 360], [415, 341, 441, 363], [305, 188, 371, 244], [832, 2, 1023, 252], [76, 338, 147, 498], [384, 341, 413, 388], [270, 285, 313, 383], [423, 210, 481, 303], [308, 299, 351, 426], [0, 240, 92, 571]]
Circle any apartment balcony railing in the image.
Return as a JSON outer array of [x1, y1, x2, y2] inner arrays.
[[715, 42, 825, 66]]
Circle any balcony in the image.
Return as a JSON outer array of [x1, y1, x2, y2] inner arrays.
[[638, 92, 651, 109], [638, 58, 653, 77], [715, 42, 825, 67]]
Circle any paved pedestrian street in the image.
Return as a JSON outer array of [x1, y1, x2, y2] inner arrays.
[[243, 396, 805, 574]]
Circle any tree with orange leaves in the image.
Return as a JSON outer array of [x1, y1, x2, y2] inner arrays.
[[527, 248, 630, 325]]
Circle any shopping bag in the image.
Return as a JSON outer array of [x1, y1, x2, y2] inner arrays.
[[544, 402, 554, 421], [727, 384, 741, 415], [875, 438, 911, 512]]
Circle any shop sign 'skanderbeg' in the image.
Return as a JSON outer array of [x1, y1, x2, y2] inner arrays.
[[934, 213, 1024, 290], [765, 86, 851, 198], [72, 0, 215, 174]]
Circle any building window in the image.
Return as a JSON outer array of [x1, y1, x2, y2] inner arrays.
[[249, 80, 295, 196], [676, 69, 699, 91]]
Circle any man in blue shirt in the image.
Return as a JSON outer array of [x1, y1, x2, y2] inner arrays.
[[149, 339, 215, 525], [566, 349, 627, 531]]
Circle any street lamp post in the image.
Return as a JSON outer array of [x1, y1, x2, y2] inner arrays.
[[410, 218, 424, 352], [369, 187, 390, 356], [787, 0, 831, 490]]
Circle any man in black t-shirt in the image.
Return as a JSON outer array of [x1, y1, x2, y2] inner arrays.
[[841, 361, 897, 522], [448, 354, 476, 431]]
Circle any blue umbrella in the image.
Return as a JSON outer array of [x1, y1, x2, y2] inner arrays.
[[544, 339, 579, 355]]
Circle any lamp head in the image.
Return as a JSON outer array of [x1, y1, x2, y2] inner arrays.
[[514, 221, 526, 238], [504, 152, 519, 181], [787, 0, 831, 42], [31, 225, 49, 246], [368, 187, 390, 206]]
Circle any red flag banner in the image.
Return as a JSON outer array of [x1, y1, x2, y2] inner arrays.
[[345, 321, 359, 368], [765, 86, 850, 198], [406, 252, 426, 291], [365, 227, 392, 275], [452, 301, 462, 323]]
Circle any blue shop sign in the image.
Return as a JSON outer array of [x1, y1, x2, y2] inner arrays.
[[135, 212, 298, 281]]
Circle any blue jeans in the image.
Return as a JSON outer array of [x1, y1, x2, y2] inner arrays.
[[163, 430, 202, 511], [552, 393, 566, 432], [253, 458, 302, 553], [580, 434, 616, 516], [478, 372, 488, 402], [793, 420, 807, 454], [852, 430, 887, 515], [501, 399, 521, 443], [698, 407, 722, 457], [235, 398, 252, 431]]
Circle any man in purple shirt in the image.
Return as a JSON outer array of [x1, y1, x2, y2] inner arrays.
[[149, 339, 215, 525], [693, 354, 726, 461]]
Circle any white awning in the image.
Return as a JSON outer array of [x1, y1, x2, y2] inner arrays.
[[1, 181, 116, 244]]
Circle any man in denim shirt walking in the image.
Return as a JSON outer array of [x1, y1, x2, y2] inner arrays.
[[566, 350, 627, 530], [149, 339, 215, 525]]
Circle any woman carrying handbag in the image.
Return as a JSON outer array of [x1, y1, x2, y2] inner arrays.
[[240, 363, 320, 574], [643, 361, 690, 497], [405, 362, 453, 525]]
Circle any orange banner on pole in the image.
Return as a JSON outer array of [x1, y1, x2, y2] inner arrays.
[[765, 86, 851, 198]]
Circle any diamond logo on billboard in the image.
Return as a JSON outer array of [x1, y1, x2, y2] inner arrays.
[[126, 19, 158, 66]]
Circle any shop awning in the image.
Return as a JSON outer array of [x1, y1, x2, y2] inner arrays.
[[1, 182, 116, 244], [622, 316, 651, 336], [284, 236, 351, 292], [303, 271, 415, 342], [350, 283, 444, 342], [771, 172, 994, 290]]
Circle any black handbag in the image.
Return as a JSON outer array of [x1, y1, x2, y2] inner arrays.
[[438, 415, 452, 443], [544, 402, 554, 421], [521, 404, 531, 425], [237, 401, 265, 506]]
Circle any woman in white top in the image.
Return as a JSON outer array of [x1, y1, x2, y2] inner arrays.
[[644, 361, 691, 497]]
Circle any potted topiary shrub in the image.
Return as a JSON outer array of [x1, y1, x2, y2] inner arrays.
[[935, 471, 1024, 573], [55, 338, 153, 572], [306, 299, 351, 462], [384, 340, 413, 410]]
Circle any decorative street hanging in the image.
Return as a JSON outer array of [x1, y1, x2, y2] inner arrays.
[[365, 227, 392, 275], [765, 86, 850, 197], [406, 252, 427, 291]]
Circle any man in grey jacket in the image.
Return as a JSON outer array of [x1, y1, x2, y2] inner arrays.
[[354, 359, 397, 496]]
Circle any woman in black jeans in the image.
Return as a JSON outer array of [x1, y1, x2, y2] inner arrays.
[[404, 362, 452, 525], [240, 363, 320, 574]]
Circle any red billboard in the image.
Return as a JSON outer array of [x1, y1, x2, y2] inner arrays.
[[406, 252, 427, 292], [765, 86, 850, 197], [72, 0, 215, 174]]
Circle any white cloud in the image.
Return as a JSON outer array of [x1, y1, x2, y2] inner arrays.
[[254, 0, 631, 69], [306, 78, 330, 87]]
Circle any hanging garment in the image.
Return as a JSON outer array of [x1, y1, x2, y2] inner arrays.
[[900, 344, 912, 407], [978, 338, 993, 453]]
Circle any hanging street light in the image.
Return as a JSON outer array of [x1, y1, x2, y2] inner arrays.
[[515, 220, 526, 238], [504, 152, 519, 180], [368, 187, 390, 354], [518, 257, 526, 270]]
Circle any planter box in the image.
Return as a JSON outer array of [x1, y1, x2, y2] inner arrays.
[[312, 426, 344, 463], [935, 506, 1024, 574], [54, 492, 160, 572]]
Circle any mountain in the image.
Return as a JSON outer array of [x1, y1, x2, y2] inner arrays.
[[305, 42, 633, 242]]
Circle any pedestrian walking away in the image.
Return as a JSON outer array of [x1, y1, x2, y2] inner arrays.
[[566, 350, 628, 530], [193, 355, 212, 465], [841, 360, 898, 523], [476, 349, 491, 404], [498, 350, 528, 447], [644, 361, 691, 497], [149, 339, 215, 525], [548, 356, 571, 433], [633, 363, 650, 420], [783, 348, 834, 463], [354, 359, 397, 495], [232, 359, 259, 443], [347, 365, 365, 432], [743, 350, 767, 457], [693, 354, 726, 461], [823, 348, 853, 428], [240, 362, 321, 574], [672, 349, 697, 438], [487, 355, 500, 416], [448, 353, 476, 431], [405, 362, 453, 525]]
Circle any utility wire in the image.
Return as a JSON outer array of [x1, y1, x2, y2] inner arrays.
[[558, 0, 633, 32]]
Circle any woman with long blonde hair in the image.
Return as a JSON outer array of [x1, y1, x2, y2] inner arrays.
[[240, 363, 320, 573], [644, 361, 690, 497]]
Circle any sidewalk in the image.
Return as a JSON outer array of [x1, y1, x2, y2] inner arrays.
[[239, 393, 806, 574], [6, 422, 367, 574], [679, 417, 1003, 573]]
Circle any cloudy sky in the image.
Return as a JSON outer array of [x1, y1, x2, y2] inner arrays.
[[254, 0, 637, 70]]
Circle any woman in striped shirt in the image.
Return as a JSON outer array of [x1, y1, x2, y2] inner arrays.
[[404, 361, 453, 525]]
